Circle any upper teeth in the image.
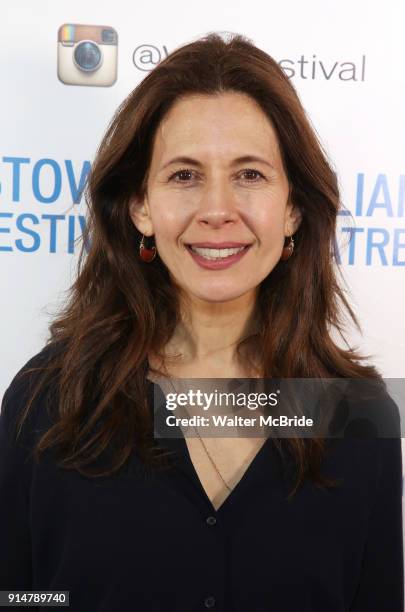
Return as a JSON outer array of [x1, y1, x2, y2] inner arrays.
[[190, 246, 246, 259]]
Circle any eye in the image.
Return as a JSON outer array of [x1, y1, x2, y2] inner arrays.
[[168, 168, 265, 183], [240, 168, 265, 182], [169, 169, 195, 183]]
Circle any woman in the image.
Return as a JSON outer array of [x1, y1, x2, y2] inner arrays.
[[0, 32, 403, 611]]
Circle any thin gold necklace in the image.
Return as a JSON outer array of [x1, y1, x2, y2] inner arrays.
[[166, 377, 232, 492]]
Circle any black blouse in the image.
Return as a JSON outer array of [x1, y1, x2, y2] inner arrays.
[[0, 346, 403, 611]]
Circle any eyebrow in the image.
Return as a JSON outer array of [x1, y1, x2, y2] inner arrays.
[[160, 155, 276, 171]]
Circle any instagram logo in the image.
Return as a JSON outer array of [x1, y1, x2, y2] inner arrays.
[[57, 23, 118, 87]]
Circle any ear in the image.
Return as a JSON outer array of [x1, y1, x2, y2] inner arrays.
[[284, 200, 302, 236], [128, 194, 154, 236]]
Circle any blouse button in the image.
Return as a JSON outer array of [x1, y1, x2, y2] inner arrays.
[[206, 516, 217, 526], [204, 595, 216, 608]]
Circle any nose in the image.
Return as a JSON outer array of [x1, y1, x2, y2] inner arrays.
[[195, 178, 239, 228]]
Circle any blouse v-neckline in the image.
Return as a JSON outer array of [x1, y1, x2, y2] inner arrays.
[[147, 379, 272, 513]]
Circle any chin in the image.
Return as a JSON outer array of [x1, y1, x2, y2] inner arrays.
[[188, 284, 256, 304]]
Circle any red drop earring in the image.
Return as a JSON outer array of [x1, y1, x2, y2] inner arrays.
[[139, 234, 156, 262], [280, 235, 294, 261]]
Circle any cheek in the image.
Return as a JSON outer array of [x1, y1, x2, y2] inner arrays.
[[151, 204, 176, 230], [150, 207, 189, 253], [244, 205, 285, 240], [151, 196, 192, 228]]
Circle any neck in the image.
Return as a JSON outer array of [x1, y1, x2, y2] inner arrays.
[[163, 289, 260, 371]]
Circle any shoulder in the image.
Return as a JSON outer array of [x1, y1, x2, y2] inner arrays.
[[0, 342, 64, 446], [328, 379, 402, 439], [325, 383, 403, 490]]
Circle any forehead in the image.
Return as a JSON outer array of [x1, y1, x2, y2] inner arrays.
[[153, 92, 281, 161]]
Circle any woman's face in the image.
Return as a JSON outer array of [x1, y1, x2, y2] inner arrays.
[[130, 91, 301, 303]]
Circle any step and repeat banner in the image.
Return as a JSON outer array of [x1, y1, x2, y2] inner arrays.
[[1, 0, 404, 557]]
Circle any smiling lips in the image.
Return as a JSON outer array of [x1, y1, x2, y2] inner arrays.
[[186, 241, 252, 270]]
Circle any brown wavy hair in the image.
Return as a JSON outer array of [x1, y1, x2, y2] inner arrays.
[[11, 31, 382, 499]]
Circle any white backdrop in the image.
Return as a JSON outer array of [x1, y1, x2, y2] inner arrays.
[[1, 0, 404, 577]]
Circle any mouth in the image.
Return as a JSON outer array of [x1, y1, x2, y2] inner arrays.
[[185, 243, 252, 269]]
